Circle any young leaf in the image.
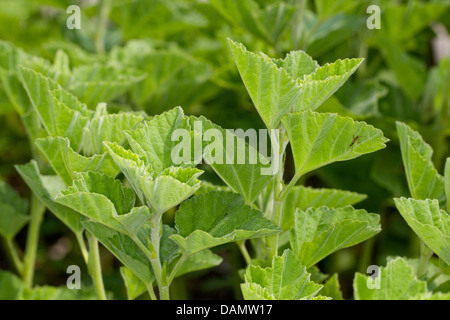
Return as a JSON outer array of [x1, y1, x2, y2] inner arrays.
[[282, 186, 367, 231], [124, 107, 193, 174], [0, 181, 29, 240], [272, 51, 319, 79], [353, 257, 428, 300], [282, 110, 388, 178], [241, 249, 322, 300], [396, 121, 445, 203], [105, 142, 202, 213], [18, 66, 60, 134], [228, 39, 303, 129], [81, 103, 143, 156], [291, 206, 381, 267], [299, 58, 363, 111], [35, 136, 119, 186], [394, 197, 450, 265], [55, 172, 151, 236], [48, 89, 91, 151], [170, 191, 280, 256], [15, 161, 83, 234], [229, 39, 363, 128]]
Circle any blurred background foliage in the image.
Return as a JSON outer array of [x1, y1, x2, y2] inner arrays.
[[0, 0, 449, 299]]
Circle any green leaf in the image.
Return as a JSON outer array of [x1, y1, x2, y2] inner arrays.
[[176, 250, 223, 278], [82, 220, 154, 286], [353, 257, 427, 300], [124, 107, 193, 174], [241, 249, 322, 300], [291, 206, 381, 267], [299, 58, 363, 112], [0, 270, 24, 300], [18, 66, 61, 134], [228, 39, 303, 129], [125, 49, 212, 111], [82, 103, 143, 156], [69, 64, 146, 106], [105, 142, 202, 213], [282, 185, 367, 231], [191, 115, 272, 204], [35, 136, 119, 186], [17, 66, 92, 149], [321, 274, 343, 300], [48, 88, 92, 151], [160, 225, 222, 278], [272, 51, 318, 79], [120, 267, 147, 300], [394, 197, 450, 266], [15, 161, 83, 233], [396, 121, 445, 203], [228, 39, 362, 128], [55, 171, 151, 236], [283, 110, 388, 178], [170, 191, 280, 256], [0, 181, 29, 240]]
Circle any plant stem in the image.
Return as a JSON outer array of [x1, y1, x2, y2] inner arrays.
[[132, 214, 170, 300], [75, 232, 89, 265], [237, 241, 251, 265], [167, 255, 187, 284], [4, 238, 23, 274], [87, 232, 107, 300], [427, 269, 444, 286], [22, 194, 44, 288], [146, 283, 157, 300], [265, 130, 286, 261], [95, 0, 110, 55], [150, 214, 170, 300], [417, 241, 433, 279]]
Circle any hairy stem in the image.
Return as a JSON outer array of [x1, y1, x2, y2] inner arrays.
[[87, 232, 107, 300], [75, 232, 89, 265], [265, 130, 286, 261], [146, 283, 157, 300], [237, 241, 251, 265], [132, 214, 170, 300], [22, 195, 44, 288], [417, 241, 433, 279], [167, 255, 187, 284]]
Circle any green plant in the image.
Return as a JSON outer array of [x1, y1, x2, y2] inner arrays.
[[1, 0, 449, 301]]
